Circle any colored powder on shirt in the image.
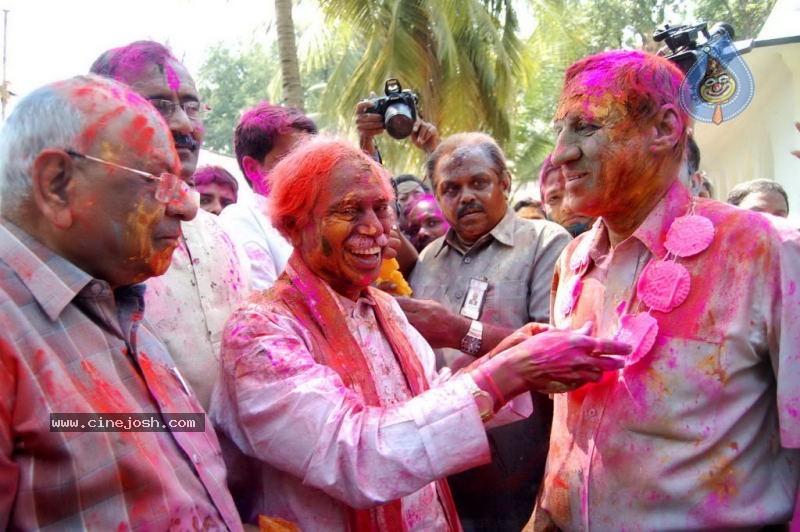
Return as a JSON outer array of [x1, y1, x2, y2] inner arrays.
[[136, 352, 175, 408], [80, 359, 128, 412]]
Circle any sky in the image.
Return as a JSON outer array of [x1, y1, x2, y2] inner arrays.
[[0, 0, 309, 119]]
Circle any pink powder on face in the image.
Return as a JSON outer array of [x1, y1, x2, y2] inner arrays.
[[557, 50, 687, 149], [164, 63, 181, 91]]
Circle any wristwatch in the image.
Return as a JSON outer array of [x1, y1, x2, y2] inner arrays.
[[472, 387, 495, 422], [460, 320, 483, 356]]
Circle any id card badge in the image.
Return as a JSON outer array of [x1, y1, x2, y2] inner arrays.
[[460, 278, 489, 320]]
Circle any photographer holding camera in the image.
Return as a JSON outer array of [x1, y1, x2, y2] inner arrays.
[[355, 79, 440, 161]]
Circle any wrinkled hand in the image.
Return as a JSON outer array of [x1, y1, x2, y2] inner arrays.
[[484, 322, 551, 359], [410, 119, 440, 154], [482, 322, 629, 397], [396, 296, 460, 348]]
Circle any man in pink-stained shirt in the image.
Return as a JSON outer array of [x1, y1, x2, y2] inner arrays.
[[210, 135, 628, 531], [534, 49, 800, 530], [0, 76, 241, 529]]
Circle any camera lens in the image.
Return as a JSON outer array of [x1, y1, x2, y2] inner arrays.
[[384, 102, 415, 139]]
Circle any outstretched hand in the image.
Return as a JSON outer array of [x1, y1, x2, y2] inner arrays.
[[478, 322, 629, 398], [484, 322, 551, 359]]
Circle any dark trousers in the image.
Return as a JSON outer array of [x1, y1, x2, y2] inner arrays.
[[448, 392, 553, 532]]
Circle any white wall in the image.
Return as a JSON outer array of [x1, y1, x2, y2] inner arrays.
[[693, 0, 800, 219]]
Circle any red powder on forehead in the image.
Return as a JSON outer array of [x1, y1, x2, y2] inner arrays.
[[79, 105, 127, 150], [121, 114, 157, 158]]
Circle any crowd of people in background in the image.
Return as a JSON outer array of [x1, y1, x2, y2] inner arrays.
[[1, 37, 799, 532]]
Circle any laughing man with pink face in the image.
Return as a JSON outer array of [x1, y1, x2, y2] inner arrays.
[[210, 136, 628, 531]]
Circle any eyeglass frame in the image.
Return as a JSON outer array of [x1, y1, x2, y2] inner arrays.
[[147, 98, 210, 121], [65, 149, 198, 206]]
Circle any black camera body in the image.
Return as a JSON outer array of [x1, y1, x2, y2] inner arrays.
[[366, 79, 419, 140], [654, 22, 736, 74]]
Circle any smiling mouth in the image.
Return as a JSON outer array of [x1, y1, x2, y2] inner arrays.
[[348, 245, 383, 264], [350, 246, 381, 256]]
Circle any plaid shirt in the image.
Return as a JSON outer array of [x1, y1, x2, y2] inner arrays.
[[0, 220, 242, 530]]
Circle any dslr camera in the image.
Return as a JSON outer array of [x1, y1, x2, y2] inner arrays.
[[654, 21, 740, 74], [366, 78, 419, 140]]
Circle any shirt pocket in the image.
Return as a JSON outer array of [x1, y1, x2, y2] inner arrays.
[[485, 280, 527, 303], [481, 280, 529, 326], [414, 284, 447, 302]]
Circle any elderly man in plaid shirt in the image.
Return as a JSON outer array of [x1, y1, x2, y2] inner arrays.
[[0, 75, 242, 529]]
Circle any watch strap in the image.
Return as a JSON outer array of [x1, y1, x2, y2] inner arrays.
[[460, 320, 483, 355]]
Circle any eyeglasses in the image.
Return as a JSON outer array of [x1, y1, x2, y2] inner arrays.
[[66, 149, 198, 206], [148, 99, 209, 121]]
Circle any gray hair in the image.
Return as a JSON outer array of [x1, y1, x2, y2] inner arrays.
[[0, 78, 87, 211]]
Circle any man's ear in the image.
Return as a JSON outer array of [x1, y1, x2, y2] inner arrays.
[[282, 218, 303, 249], [241, 155, 265, 184], [649, 104, 683, 154], [30, 150, 74, 229], [500, 170, 511, 195]]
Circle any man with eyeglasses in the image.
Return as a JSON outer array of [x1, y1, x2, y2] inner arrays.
[[90, 41, 248, 410], [0, 74, 242, 529]]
